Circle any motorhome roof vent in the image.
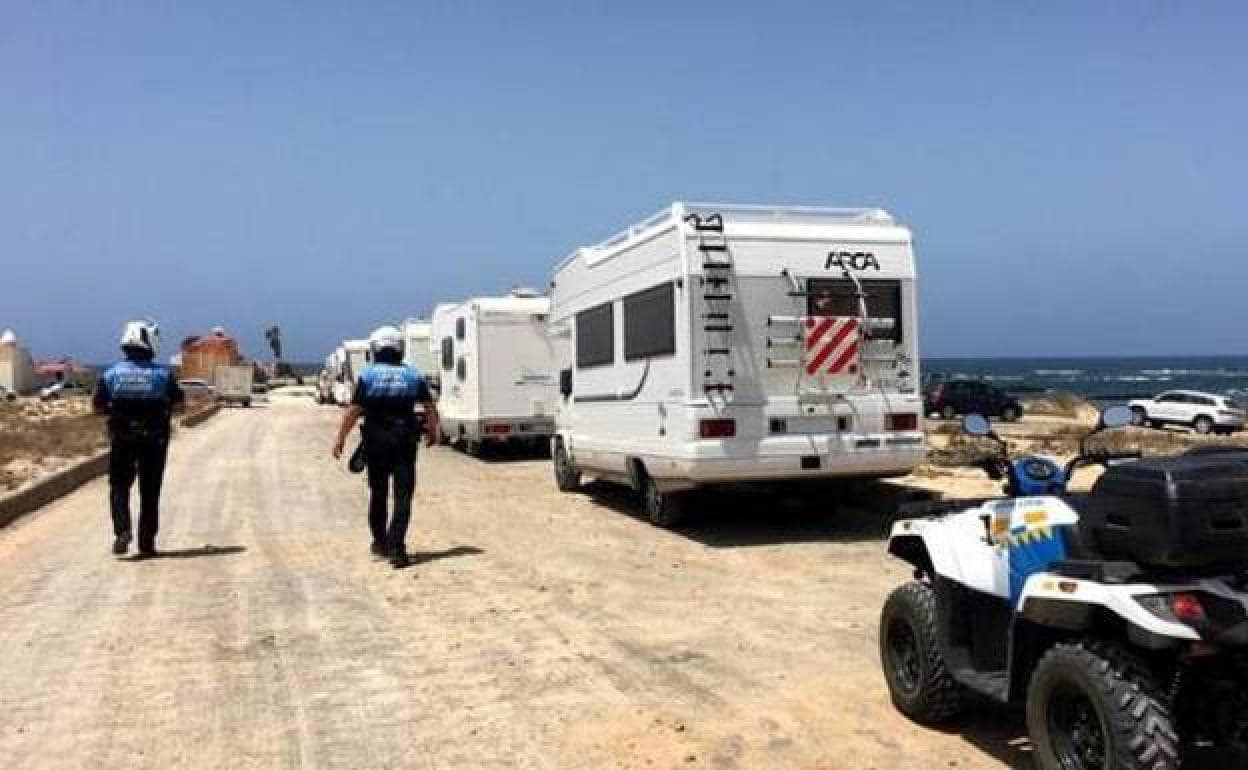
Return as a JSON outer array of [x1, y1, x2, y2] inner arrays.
[[509, 287, 541, 298]]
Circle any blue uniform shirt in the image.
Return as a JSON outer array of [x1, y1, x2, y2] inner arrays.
[[94, 358, 184, 434], [351, 363, 430, 420]]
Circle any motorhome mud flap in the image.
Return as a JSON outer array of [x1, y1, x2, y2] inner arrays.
[[801, 456, 821, 470]]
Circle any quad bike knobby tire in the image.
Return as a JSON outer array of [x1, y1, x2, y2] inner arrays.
[[879, 581, 964, 724], [1027, 640, 1179, 770]]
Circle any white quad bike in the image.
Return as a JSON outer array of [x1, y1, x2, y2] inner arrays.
[[881, 407, 1248, 769]]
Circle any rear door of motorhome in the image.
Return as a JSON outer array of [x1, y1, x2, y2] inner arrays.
[[436, 305, 480, 427], [478, 307, 557, 422]]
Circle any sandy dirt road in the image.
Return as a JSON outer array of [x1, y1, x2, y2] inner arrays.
[[0, 394, 1033, 770]]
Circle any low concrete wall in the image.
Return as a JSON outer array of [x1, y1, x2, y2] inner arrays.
[[181, 403, 221, 429], [0, 451, 109, 528], [0, 403, 224, 529]]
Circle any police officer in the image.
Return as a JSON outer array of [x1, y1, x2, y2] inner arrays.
[[332, 325, 438, 568], [93, 320, 184, 557]]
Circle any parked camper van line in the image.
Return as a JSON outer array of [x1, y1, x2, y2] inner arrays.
[[318, 202, 926, 525]]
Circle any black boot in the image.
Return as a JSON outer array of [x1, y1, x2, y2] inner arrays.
[[370, 540, 390, 558], [112, 531, 132, 555], [389, 543, 410, 569]]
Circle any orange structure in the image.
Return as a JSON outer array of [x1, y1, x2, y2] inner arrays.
[[178, 327, 242, 381]]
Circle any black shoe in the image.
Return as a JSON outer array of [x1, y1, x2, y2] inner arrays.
[[138, 542, 156, 558], [370, 540, 390, 558], [112, 531, 132, 555], [390, 546, 410, 569]]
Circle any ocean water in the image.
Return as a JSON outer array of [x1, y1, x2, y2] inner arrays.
[[923, 357, 1248, 403]]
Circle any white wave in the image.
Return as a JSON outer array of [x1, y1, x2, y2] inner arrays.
[[1140, 368, 1248, 377]]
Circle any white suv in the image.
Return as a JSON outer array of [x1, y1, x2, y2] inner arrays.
[[1128, 390, 1245, 435]]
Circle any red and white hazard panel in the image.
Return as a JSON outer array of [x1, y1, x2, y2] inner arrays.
[[802, 316, 861, 377]]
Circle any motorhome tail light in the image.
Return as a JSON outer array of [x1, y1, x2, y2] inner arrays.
[[888, 413, 918, 431], [484, 423, 513, 436], [699, 418, 736, 439]]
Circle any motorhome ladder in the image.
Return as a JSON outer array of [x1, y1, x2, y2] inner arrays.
[[686, 212, 736, 398]]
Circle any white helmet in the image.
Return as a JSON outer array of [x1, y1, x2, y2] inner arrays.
[[120, 319, 160, 355], [368, 325, 404, 357]]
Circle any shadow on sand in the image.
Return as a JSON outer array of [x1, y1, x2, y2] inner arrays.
[[392, 545, 484, 570], [942, 706, 1034, 769], [577, 478, 964, 547], [120, 544, 247, 561], [949, 706, 1234, 770], [438, 441, 550, 464]]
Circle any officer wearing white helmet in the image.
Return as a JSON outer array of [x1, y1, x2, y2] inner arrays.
[[93, 320, 184, 557], [332, 324, 439, 567]]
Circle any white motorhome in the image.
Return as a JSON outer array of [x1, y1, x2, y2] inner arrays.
[[401, 318, 439, 389], [337, 339, 371, 404], [549, 202, 925, 526], [316, 348, 344, 404], [430, 290, 559, 453]]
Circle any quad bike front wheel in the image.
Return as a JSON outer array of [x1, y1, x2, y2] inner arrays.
[[1027, 641, 1179, 770], [879, 581, 964, 724]]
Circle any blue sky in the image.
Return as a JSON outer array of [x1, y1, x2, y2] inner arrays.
[[1, 2, 1245, 363]]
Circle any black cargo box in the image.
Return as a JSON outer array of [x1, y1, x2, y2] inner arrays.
[[1077, 453, 1248, 571]]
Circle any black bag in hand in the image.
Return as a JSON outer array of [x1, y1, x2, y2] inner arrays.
[[348, 441, 367, 474]]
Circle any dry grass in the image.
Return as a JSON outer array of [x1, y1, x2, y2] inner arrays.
[[927, 431, 1002, 467], [927, 421, 961, 437], [0, 399, 107, 491], [927, 421, 1248, 467], [1021, 391, 1100, 422]]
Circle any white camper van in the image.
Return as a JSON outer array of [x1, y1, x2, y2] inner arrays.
[[401, 318, 439, 389], [549, 202, 925, 526], [430, 291, 559, 453], [337, 339, 371, 404], [317, 348, 344, 404]]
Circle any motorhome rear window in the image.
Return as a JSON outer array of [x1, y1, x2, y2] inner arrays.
[[441, 337, 454, 370], [576, 302, 614, 368], [624, 282, 676, 361], [806, 278, 903, 342]]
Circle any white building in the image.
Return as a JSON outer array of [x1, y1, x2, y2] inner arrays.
[[0, 329, 39, 395]]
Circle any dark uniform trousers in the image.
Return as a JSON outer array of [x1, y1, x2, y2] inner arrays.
[[364, 424, 418, 549], [109, 435, 170, 549]]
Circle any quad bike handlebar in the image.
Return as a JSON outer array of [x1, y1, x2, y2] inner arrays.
[[1064, 448, 1143, 478]]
